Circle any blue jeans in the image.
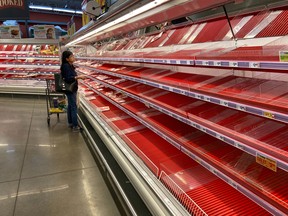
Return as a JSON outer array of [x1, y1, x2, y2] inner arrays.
[[66, 92, 78, 127]]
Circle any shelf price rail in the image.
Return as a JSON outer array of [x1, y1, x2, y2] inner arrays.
[[76, 66, 288, 173], [80, 94, 270, 215], [80, 97, 194, 216], [76, 63, 288, 124], [81, 81, 287, 215], [81, 73, 288, 171], [79, 53, 288, 71]]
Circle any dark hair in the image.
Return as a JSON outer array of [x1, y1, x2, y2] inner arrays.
[[47, 28, 53, 32], [61, 50, 74, 71], [61, 50, 73, 64]]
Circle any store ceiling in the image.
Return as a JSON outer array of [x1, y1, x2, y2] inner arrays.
[[28, 0, 83, 10]]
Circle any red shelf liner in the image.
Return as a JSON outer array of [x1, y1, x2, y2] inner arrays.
[[161, 25, 195, 46], [94, 43, 285, 62], [160, 164, 270, 215], [122, 78, 288, 161], [83, 88, 272, 215], [90, 63, 288, 114], [0, 45, 32, 52], [235, 11, 269, 38], [91, 9, 288, 61], [0, 74, 52, 80], [197, 45, 285, 61], [192, 20, 230, 43], [82, 67, 288, 163], [0, 45, 55, 52], [130, 104, 288, 211], [256, 10, 288, 38], [88, 84, 288, 211], [0, 59, 59, 64], [0, 67, 58, 73]]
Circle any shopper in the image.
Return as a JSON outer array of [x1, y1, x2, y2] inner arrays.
[[60, 50, 84, 132]]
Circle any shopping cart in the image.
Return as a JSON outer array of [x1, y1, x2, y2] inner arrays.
[[45, 78, 67, 125]]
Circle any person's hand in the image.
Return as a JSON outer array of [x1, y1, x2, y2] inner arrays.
[[76, 75, 87, 80]]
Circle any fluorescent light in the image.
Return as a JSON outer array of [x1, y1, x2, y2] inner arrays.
[[29, 5, 82, 14], [66, 0, 171, 46], [54, 8, 75, 13], [29, 5, 53, 10]]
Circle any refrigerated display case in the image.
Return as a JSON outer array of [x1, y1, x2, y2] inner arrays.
[[0, 39, 60, 94], [65, 0, 288, 215]]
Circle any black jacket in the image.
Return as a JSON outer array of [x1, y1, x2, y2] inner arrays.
[[61, 63, 78, 92]]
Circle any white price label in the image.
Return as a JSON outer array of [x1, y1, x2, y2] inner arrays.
[[249, 62, 260, 68], [204, 96, 210, 102], [214, 61, 222, 66], [220, 100, 229, 107], [229, 61, 238, 67], [229, 180, 238, 189], [163, 86, 170, 91], [210, 168, 217, 174], [235, 142, 244, 149], [203, 61, 209, 66], [236, 104, 246, 111], [216, 134, 225, 141]]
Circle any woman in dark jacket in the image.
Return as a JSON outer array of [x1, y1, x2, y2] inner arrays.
[[60, 50, 84, 132]]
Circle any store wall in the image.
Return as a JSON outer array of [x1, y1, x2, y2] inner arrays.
[[1, 12, 82, 38]]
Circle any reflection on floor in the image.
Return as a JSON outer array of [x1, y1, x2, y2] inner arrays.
[[0, 95, 120, 216]]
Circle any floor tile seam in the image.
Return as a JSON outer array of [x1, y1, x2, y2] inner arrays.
[[19, 166, 98, 181], [0, 102, 36, 105], [0, 179, 20, 185], [12, 99, 36, 216]]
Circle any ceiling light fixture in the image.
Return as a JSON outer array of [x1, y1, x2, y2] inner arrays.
[[29, 5, 53, 11], [29, 5, 83, 15], [53, 8, 76, 13]]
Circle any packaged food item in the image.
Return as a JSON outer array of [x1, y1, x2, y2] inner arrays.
[[53, 97, 58, 108]]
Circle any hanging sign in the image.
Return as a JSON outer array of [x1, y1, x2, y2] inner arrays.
[[81, 0, 89, 26], [0, 0, 29, 20], [67, 17, 76, 36], [0, 25, 21, 39], [82, 13, 90, 26], [34, 25, 56, 39]]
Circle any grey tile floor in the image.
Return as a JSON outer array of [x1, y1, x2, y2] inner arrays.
[[0, 96, 120, 216]]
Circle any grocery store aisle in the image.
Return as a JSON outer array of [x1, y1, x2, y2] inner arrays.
[[0, 95, 120, 216]]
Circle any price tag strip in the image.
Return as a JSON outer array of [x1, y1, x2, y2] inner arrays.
[[82, 79, 288, 173], [80, 56, 288, 71], [179, 146, 284, 216], [78, 64, 288, 125], [81, 81, 288, 215]]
